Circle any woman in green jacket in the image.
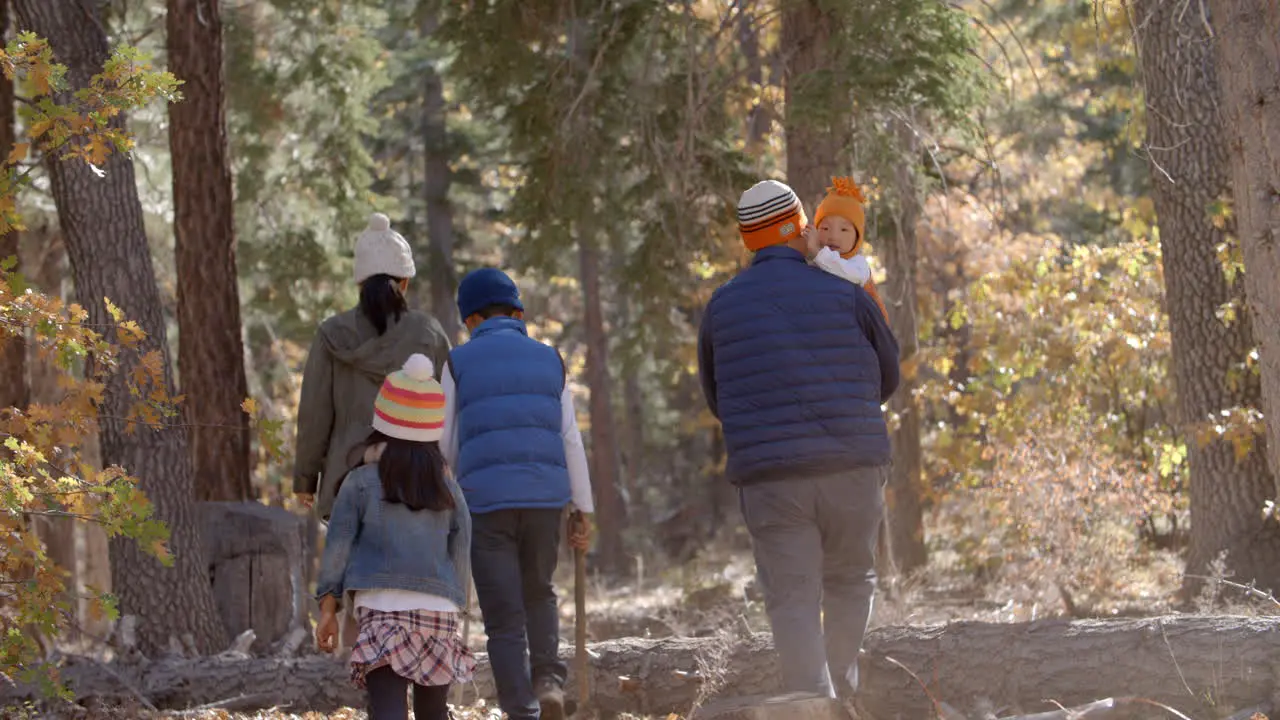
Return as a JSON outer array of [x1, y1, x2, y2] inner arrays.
[[293, 213, 452, 520]]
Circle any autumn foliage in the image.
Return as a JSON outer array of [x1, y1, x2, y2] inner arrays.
[[0, 33, 183, 692]]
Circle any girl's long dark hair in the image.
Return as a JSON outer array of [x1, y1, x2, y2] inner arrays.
[[359, 274, 408, 335], [366, 430, 454, 512]]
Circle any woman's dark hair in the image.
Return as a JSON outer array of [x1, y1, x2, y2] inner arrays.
[[359, 274, 408, 335], [366, 430, 454, 512]]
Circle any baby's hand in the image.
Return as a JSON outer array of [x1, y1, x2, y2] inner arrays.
[[801, 225, 820, 258]]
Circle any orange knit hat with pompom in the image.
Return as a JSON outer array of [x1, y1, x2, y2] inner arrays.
[[814, 177, 890, 321], [813, 177, 867, 259]]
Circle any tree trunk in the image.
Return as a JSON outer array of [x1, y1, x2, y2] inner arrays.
[[878, 123, 928, 577], [1135, 0, 1280, 594], [781, 0, 841, 208], [0, 0, 26, 412], [419, 1, 461, 344], [13, 0, 227, 655], [621, 367, 644, 508], [739, 1, 769, 158], [75, 516, 113, 640], [167, 0, 252, 503], [578, 236, 626, 574], [15, 616, 1279, 719], [1207, 1, 1280, 492], [612, 242, 644, 522]]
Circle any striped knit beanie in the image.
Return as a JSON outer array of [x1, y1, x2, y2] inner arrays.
[[737, 180, 808, 251], [372, 354, 445, 442]]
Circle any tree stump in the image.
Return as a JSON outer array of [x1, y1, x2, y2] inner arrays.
[[200, 502, 306, 652], [693, 693, 846, 720]]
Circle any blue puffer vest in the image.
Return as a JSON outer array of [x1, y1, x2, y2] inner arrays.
[[701, 246, 894, 485], [448, 316, 571, 513]]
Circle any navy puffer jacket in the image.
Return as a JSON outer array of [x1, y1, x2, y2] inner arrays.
[[697, 245, 900, 485]]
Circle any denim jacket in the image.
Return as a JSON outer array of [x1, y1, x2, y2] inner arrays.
[[315, 464, 471, 609]]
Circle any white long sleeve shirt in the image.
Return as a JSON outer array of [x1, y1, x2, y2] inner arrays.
[[439, 361, 595, 513], [812, 247, 872, 286]]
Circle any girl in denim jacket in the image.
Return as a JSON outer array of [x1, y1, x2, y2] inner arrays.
[[315, 354, 474, 720]]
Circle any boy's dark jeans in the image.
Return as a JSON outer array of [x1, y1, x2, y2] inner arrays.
[[471, 508, 567, 720]]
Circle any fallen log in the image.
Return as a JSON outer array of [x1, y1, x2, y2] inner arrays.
[[691, 693, 847, 720], [4, 616, 1277, 718]]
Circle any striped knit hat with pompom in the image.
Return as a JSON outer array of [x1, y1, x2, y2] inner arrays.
[[737, 180, 808, 251], [372, 354, 445, 442]]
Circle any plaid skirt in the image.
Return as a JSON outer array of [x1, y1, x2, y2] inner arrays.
[[349, 607, 476, 689]]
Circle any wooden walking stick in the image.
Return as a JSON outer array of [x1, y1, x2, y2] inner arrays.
[[572, 510, 589, 712]]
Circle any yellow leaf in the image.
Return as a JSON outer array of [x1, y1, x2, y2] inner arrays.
[[117, 320, 145, 345], [241, 397, 258, 416], [7, 142, 28, 165], [85, 136, 109, 165], [28, 118, 52, 139], [149, 539, 171, 564], [31, 66, 51, 95]]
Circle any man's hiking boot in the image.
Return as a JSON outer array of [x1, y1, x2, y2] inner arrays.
[[535, 676, 568, 720]]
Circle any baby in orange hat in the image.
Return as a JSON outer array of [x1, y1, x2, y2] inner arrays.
[[802, 177, 889, 320]]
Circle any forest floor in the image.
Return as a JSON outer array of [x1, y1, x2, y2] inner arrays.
[[24, 517, 1253, 720], [548, 519, 1198, 648]]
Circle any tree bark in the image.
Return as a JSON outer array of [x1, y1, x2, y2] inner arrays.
[[879, 123, 928, 576], [419, 1, 462, 344], [579, 235, 627, 574], [1135, 0, 1280, 594], [612, 240, 644, 522], [1207, 1, 1280, 494], [621, 364, 644, 510], [167, 0, 252, 503], [14, 616, 1279, 719], [0, 0, 26, 412], [13, 0, 227, 655], [781, 0, 842, 208], [739, 1, 769, 158]]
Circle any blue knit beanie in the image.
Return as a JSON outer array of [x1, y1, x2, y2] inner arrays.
[[457, 268, 524, 320]]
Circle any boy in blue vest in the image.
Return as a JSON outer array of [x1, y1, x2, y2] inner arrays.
[[439, 268, 594, 720]]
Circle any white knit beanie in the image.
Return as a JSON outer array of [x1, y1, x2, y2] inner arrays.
[[353, 213, 416, 284]]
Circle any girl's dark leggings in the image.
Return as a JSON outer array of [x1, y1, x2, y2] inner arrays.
[[366, 665, 450, 720]]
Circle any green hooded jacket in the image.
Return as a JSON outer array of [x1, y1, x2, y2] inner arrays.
[[293, 307, 451, 518]]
